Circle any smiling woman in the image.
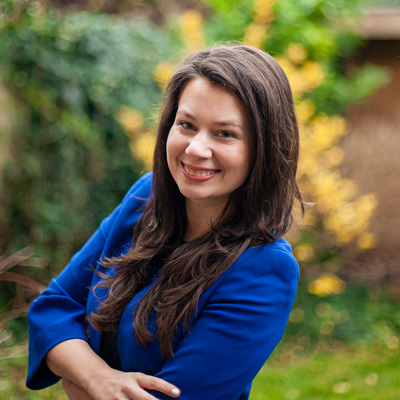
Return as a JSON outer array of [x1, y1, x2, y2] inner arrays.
[[167, 78, 252, 239], [26, 45, 303, 400]]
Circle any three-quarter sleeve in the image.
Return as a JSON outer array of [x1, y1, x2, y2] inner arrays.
[[26, 172, 153, 390], [151, 243, 299, 400]]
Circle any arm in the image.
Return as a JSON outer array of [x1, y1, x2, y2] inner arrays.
[[45, 339, 180, 400], [26, 173, 153, 389], [151, 244, 299, 400]]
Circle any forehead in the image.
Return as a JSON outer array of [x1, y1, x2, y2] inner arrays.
[[177, 78, 249, 124]]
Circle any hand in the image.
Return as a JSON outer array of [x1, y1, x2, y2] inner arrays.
[[86, 369, 181, 400], [63, 378, 92, 400], [47, 339, 179, 400]]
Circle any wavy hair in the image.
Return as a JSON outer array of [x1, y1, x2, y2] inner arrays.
[[89, 45, 304, 360]]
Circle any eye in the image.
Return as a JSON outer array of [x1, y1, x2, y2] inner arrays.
[[178, 121, 195, 130], [218, 131, 236, 139]]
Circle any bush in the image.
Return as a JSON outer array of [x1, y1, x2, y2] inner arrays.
[[0, 3, 178, 274]]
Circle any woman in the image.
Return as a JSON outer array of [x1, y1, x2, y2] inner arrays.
[[27, 45, 303, 400]]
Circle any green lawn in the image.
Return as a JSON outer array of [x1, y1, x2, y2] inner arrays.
[[251, 345, 400, 400]]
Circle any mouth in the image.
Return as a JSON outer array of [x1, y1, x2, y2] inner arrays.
[[181, 162, 221, 180]]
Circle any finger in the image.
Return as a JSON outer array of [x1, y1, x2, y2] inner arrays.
[[134, 373, 180, 398]]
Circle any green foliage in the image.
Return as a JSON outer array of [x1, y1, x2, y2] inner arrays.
[[207, 0, 386, 116], [283, 283, 400, 354], [270, 0, 387, 115], [0, 4, 177, 272], [311, 63, 389, 115], [203, 0, 253, 42]]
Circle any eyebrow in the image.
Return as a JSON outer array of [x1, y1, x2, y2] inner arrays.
[[176, 109, 246, 130]]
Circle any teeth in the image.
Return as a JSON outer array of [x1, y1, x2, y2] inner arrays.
[[184, 165, 215, 177]]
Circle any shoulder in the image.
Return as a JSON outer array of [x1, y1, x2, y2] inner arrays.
[[96, 172, 153, 254], [113, 172, 153, 219], [232, 237, 299, 280], [122, 171, 153, 202], [208, 237, 299, 300]]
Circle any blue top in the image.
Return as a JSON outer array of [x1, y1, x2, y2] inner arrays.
[[26, 172, 299, 400]]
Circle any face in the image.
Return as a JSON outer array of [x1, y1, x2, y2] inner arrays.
[[166, 77, 252, 211]]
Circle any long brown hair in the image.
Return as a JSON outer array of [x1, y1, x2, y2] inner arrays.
[[89, 45, 303, 359]]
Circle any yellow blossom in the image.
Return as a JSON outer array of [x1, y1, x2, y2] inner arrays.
[[181, 10, 205, 53], [357, 232, 377, 250], [296, 99, 315, 122], [322, 146, 345, 167], [301, 61, 324, 88], [253, 0, 275, 23], [286, 43, 308, 64], [117, 107, 144, 138], [274, 56, 296, 77], [243, 0, 275, 48], [356, 193, 378, 216], [129, 133, 156, 172], [242, 23, 268, 49], [308, 273, 346, 297], [294, 244, 315, 262], [153, 62, 177, 89]]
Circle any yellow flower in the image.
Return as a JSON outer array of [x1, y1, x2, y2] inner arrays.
[[322, 146, 344, 168], [301, 61, 324, 89], [242, 0, 275, 48], [117, 107, 144, 138], [356, 193, 378, 216], [129, 133, 156, 172], [181, 10, 205, 53], [153, 62, 177, 89], [294, 244, 315, 262], [308, 273, 346, 297], [253, 0, 275, 23], [296, 99, 315, 122], [242, 22, 267, 49], [357, 232, 377, 250], [286, 43, 308, 64]]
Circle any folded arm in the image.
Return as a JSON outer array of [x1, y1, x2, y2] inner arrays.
[[45, 339, 180, 400]]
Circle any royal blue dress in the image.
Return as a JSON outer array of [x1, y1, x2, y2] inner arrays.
[[26, 172, 299, 400]]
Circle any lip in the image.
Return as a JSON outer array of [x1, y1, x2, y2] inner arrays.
[[181, 162, 221, 182]]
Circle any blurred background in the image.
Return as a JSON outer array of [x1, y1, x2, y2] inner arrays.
[[0, 0, 399, 398]]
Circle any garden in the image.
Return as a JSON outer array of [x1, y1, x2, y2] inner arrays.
[[1, 0, 399, 398]]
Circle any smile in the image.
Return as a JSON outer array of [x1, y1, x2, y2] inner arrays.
[[181, 163, 220, 181]]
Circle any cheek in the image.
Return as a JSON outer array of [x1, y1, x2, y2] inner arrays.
[[167, 130, 186, 159], [234, 144, 251, 172], [166, 135, 174, 170], [166, 130, 182, 168]]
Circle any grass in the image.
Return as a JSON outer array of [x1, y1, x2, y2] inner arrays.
[[0, 358, 64, 399], [251, 344, 400, 399]]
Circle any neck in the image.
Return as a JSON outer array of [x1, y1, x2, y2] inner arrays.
[[184, 199, 227, 241]]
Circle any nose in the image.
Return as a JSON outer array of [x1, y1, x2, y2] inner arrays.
[[185, 131, 212, 159]]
